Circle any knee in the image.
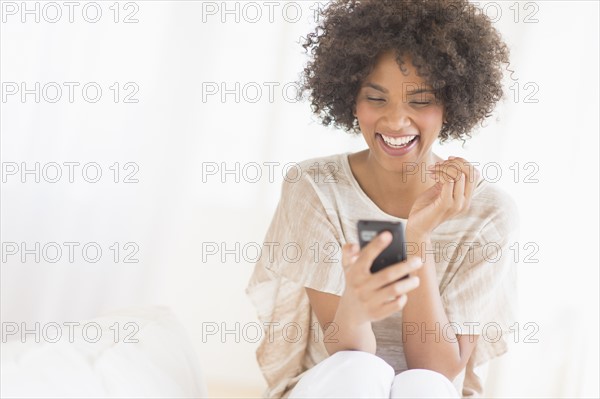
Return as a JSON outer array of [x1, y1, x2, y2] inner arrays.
[[396, 368, 454, 384], [314, 350, 395, 382], [392, 369, 460, 398], [289, 351, 394, 398], [328, 350, 393, 373]]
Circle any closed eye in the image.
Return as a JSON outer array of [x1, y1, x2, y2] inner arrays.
[[367, 97, 384, 102]]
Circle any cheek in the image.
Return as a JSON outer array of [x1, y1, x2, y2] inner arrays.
[[417, 107, 444, 131], [355, 103, 379, 128]]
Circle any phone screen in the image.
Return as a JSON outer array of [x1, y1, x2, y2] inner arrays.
[[357, 220, 407, 275]]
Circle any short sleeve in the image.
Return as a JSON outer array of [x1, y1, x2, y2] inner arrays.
[[244, 167, 346, 398], [441, 193, 520, 368], [258, 169, 346, 296]]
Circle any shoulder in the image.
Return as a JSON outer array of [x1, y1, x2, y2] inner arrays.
[[469, 178, 520, 244], [280, 152, 351, 199], [439, 177, 520, 247]]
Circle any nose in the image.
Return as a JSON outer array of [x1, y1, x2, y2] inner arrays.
[[384, 104, 412, 131]]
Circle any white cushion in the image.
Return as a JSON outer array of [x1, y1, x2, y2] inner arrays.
[[1, 306, 208, 398]]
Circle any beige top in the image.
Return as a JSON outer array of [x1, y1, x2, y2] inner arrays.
[[246, 152, 519, 398]]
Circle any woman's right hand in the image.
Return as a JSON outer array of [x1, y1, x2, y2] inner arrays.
[[338, 231, 423, 325]]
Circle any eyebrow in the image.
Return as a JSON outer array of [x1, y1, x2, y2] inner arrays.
[[406, 88, 436, 95], [363, 82, 389, 93], [362, 82, 436, 95]]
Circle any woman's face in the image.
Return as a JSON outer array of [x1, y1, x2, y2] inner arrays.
[[354, 51, 445, 171]]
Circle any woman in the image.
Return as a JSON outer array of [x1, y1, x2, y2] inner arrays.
[[246, 0, 518, 397]]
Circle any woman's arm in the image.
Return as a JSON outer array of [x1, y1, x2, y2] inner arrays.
[[306, 287, 377, 354], [401, 231, 478, 381], [306, 238, 422, 356], [402, 157, 482, 380]]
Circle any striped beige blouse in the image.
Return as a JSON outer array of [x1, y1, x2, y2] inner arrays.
[[246, 151, 519, 398]]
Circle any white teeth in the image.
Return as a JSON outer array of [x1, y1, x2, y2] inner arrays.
[[381, 134, 416, 147]]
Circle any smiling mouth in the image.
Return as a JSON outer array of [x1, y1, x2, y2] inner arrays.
[[377, 133, 418, 148]]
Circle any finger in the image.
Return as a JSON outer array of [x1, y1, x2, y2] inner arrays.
[[354, 231, 393, 275], [341, 243, 360, 271], [446, 157, 478, 211], [428, 158, 468, 178], [463, 167, 480, 208], [372, 275, 420, 306], [452, 172, 466, 207], [440, 160, 462, 181], [430, 158, 479, 207], [446, 157, 477, 185], [371, 294, 408, 321], [398, 293, 408, 309], [449, 172, 465, 215], [366, 256, 423, 291], [426, 169, 457, 185], [426, 163, 460, 184], [440, 173, 455, 206], [446, 160, 464, 180], [426, 169, 458, 212]]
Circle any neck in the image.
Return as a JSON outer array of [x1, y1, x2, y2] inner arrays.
[[362, 150, 441, 200], [347, 149, 442, 219]]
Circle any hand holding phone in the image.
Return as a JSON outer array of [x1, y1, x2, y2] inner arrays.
[[334, 220, 421, 325]]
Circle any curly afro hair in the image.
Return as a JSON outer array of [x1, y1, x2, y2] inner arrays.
[[298, 0, 512, 142]]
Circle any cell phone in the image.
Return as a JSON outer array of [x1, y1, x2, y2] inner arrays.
[[357, 220, 407, 276]]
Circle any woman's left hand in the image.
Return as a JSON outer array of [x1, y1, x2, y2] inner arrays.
[[406, 156, 480, 238]]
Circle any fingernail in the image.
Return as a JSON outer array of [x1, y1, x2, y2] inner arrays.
[[410, 260, 422, 269], [379, 231, 391, 242]]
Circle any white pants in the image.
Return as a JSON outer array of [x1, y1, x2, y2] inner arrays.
[[288, 350, 460, 398]]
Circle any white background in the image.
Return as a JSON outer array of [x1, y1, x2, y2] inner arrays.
[[1, 1, 598, 397]]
